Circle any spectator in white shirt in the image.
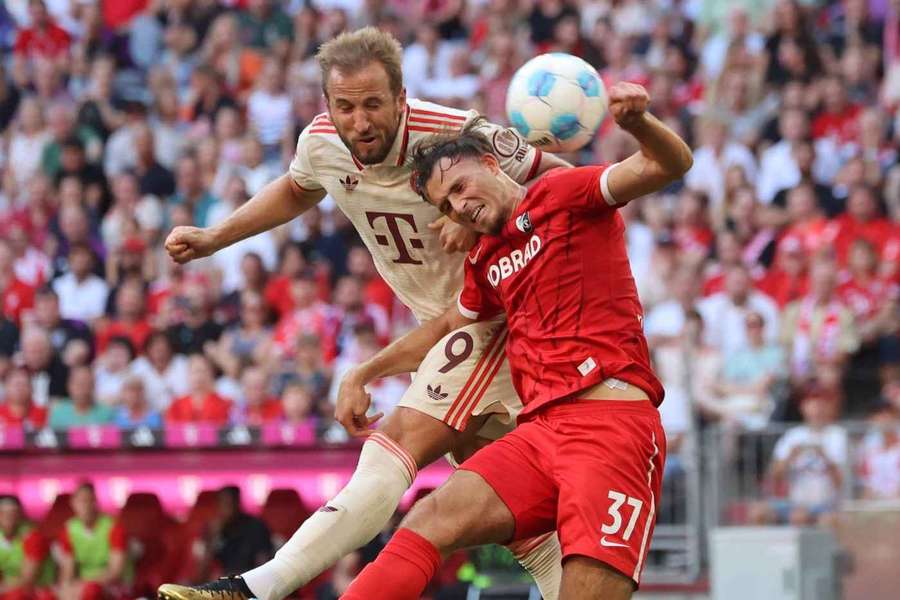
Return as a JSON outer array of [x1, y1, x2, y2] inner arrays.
[[756, 108, 840, 203], [645, 265, 702, 347], [52, 243, 109, 324], [130, 331, 190, 413], [401, 23, 455, 100], [684, 115, 757, 208], [247, 58, 292, 158], [698, 264, 779, 356], [6, 95, 51, 193], [752, 385, 848, 526]]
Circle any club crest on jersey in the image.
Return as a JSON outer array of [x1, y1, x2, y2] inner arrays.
[[515, 211, 533, 233], [340, 174, 359, 192], [487, 234, 542, 287]]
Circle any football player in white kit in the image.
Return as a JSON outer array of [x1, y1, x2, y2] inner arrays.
[[158, 27, 570, 600]]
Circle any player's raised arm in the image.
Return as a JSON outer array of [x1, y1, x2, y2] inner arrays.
[[603, 82, 693, 206], [165, 173, 325, 264], [336, 305, 476, 436]]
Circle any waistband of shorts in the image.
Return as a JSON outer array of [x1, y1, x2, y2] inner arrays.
[[537, 398, 658, 419]]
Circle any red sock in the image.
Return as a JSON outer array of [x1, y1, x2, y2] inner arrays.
[[341, 528, 442, 600]]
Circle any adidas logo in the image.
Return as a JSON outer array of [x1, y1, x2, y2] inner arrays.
[[340, 174, 359, 191], [426, 384, 449, 401]]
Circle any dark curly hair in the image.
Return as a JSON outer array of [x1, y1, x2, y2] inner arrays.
[[411, 117, 494, 204]]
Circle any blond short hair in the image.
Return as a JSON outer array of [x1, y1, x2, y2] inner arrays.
[[316, 26, 404, 97]]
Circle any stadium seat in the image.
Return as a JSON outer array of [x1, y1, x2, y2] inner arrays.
[[260, 488, 312, 544], [119, 493, 185, 593], [185, 490, 220, 536], [38, 493, 73, 540]]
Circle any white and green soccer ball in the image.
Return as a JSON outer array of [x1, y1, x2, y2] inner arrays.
[[506, 53, 608, 153]]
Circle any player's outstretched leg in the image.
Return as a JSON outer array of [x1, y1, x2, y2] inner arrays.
[[158, 408, 455, 600], [342, 470, 517, 600]]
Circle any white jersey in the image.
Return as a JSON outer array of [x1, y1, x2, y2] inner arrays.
[[289, 99, 542, 322]]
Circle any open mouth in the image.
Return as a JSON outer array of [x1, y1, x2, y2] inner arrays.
[[471, 206, 484, 223], [358, 136, 377, 148]]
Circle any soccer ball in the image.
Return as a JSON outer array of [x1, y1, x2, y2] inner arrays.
[[506, 53, 607, 153]]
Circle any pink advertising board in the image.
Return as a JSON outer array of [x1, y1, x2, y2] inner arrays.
[[0, 447, 452, 519]]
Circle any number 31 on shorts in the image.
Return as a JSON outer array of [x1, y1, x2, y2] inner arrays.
[[600, 490, 643, 545]]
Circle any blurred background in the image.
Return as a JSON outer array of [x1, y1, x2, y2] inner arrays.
[[0, 0, 898, 598]]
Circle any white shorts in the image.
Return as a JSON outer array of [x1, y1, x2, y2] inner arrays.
[[397, 317, 521, 439]]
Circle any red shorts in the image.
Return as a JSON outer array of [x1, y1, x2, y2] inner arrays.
[[459, 399, 666, 585]]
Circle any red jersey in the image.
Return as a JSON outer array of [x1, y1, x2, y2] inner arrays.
[[95, 319, 154, 354], [1, 277, 35, 324], [0, 403, 48, 430], [838, 275, 899, 321], [458, 166, 663, 420], [14, 24, 71, 58], [830, 215, 897, 265], [165, 393, 233, 425]]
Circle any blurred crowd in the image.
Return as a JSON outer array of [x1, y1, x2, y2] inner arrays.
[[0, 0, 899, 594]]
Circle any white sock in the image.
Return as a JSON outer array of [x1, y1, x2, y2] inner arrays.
[[510, 532, 563, 600], [242, 433, 416, 600]]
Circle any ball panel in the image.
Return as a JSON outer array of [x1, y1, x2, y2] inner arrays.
[[549, 113, 581, 141], [509, 110, 530, 137], [527, 70, 556, 97]]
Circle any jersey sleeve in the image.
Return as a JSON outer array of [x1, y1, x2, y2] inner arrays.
[[457, 255, 503, 321], [546, 164, 619, 212], [469, 118, 543, 184], [58, 527, 72, 555], [109, 521, 127, 551], [288, 126, 325, 192], [23, 530, 49, 561]]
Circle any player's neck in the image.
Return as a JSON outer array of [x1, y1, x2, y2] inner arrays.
[[508, 182, 528, 217]]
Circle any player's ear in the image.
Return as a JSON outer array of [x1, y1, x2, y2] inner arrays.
[[397, 86, 407, 108], [481, 152, 500, 172]]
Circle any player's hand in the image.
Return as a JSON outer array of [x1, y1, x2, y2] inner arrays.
[[608, 82, 650, 130], [336, 371, 383, 437], [165, 226, 219, 264], [428, 216, 478, 253]]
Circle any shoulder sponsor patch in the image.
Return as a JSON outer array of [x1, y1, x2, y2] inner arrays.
[[492, 128, 522, 158]]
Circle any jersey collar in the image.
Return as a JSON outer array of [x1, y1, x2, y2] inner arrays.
[[350, 104, 410, 171]]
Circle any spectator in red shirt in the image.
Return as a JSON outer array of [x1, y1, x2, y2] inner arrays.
[[272, 274, 338, 363], [263, 244, 308, 319], [780, 182, 833, 256], [758, 235, 810, 308], [58, 482, 131, 600], [94, 278, 153, 355], [811, 75, 862, 144], [703, 231, 765, 296], [0, 495, 56, 600], [830, 185, 896, 265], [236, 366, 281, 426], [346, 245, 395, 323], [165, 354, 233, 425], [838, 239, 899, 346], [0, 367, 47, 432], [332, 276, 391, 351], [673, 188, 714, 262], [0, 242, 35, 326], [13, 0, 71, 62]]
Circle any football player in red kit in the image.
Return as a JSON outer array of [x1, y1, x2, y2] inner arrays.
[[336, 82, 692, 599]]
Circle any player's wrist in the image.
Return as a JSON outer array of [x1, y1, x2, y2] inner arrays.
[[617, 111, 653, 134]]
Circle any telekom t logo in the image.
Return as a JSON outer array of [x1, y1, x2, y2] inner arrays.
[[365, 211, 425, 265]]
